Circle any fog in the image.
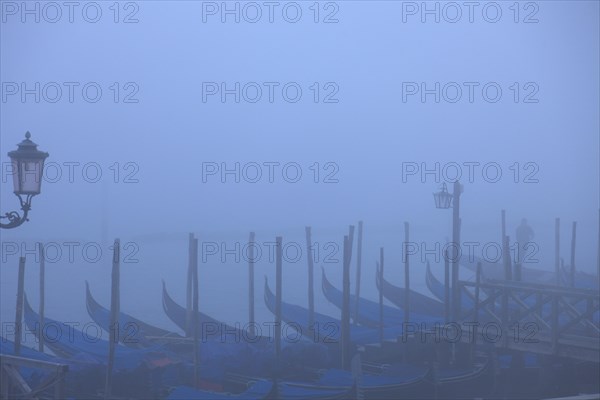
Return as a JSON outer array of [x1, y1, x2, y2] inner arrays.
[[1, 1, 599, 399]]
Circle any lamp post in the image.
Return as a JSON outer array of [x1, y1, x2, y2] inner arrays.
[[433, 181, 462, 321], [1, 132, 49, 229]]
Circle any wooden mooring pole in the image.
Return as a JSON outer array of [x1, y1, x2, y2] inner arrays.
[[275, 237, 283, 368], [38, 243, 45, 353], [379, 249, 384, 345], [14, 257, 26, 356], [354, 221, 363, 324], [570, 222, 576, 287], [186, 233, 194, 337], [341, 225, 355, 370], [305, 227, 315, 330], [555, 218, 560, 286], [248, 232, 256, 337], [104, 239, 120, 399], [341, 236, 350, 369], [192, 237, 200, 388], [404, 222, 410, 325]]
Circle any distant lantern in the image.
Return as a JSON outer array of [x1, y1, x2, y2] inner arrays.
[[8, 132, 49, 196], [433, 183, 453, 209]]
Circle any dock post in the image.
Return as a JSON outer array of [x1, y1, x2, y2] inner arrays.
[[248, 232, 256, 338], [305, 227, 315, 331], [186, 233, 194, 337], [404, 222, 410, 325], [38, 243, 45, 353], [275, 236, 283, 367], [503, 235, 512, 281], [555, 218, 560, 286], [379, 249, 384, 345], [14, 257, 26, 356], [444, 252, 450, 324], [570, 222, 576, 287], [341, 226, 355, 369], [341, 235, 351, 369], [104, 239, 120, 399], [192, 237, 200, 388], [502, 236, 510, 345], [451, 181, 462, 323], [473, 262, 482, 364], [354, 221, 363, 324]]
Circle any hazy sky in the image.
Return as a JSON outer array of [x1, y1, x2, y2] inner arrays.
[[1, 1, 599, 328]]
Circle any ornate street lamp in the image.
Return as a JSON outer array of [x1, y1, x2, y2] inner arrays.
[[433, 181, 463, 322], [1, 132, 49, 229], [433, 183, 453, 209]]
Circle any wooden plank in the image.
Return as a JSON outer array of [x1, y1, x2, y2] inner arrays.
[[38, 243, 45, 353], [14, 257, 25, 356], [2, 364, 31, 395]]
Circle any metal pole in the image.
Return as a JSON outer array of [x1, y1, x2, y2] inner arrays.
[[444, 253, 450, 324]]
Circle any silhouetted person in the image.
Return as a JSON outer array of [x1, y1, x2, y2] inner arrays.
[[516, 218, 534, 264]]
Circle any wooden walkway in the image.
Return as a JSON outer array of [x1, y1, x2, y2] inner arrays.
[[454, 277, 600, 363]]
